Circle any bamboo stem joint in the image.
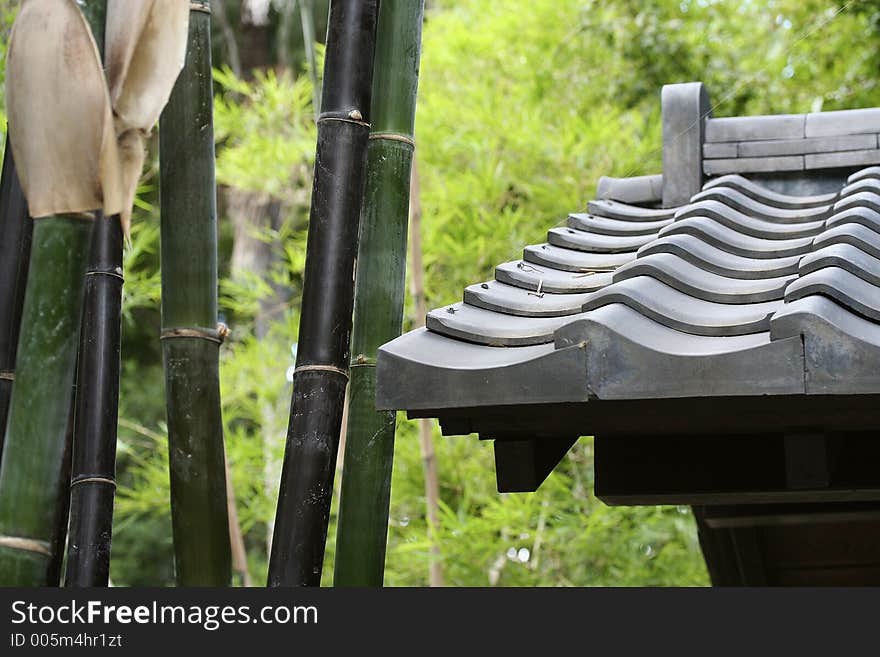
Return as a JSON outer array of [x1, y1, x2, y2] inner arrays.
[[294, 364, 350, 379], [368, 132, 416, 147], [84, 267, 124, 281], [318, 110, 370, 129], [350, 354, 377, 367], [69, 476, 116, 489], [160, 323, 229, 344]]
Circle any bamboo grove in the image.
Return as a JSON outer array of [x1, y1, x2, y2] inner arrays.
[[0, 0, 426, 587]]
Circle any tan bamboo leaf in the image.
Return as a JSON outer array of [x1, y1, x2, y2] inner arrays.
[[106, 0, 189, 133], [106, 0, 189, 235], [115, 128, 146, 238], [5, 0, 122, 219]]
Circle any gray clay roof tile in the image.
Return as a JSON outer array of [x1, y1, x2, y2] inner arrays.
[[659, 217, 814, 259], [567, 213, 673, 236], [586, 199, 678, 221], [674, 200, 826, 238], [547, 226, 656, 253], [702, 174, 837, 208], [377, 161, 880, 409], [495, 260, 614, 293], [848, 167, 880, 184], [689, 187, 832, 222], [637, 234, 801, 279]]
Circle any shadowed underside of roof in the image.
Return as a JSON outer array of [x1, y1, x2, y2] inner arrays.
[[377, 166, 880, 411]]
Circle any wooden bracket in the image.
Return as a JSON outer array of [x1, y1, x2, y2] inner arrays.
[[492, 435, 579, 493]]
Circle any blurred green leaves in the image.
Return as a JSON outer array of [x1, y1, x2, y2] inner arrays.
[[213, 66, 317, 201]]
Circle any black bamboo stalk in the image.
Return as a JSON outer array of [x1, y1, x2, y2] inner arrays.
[[65, 213, 123, 587], [50, 0, 107, 589], [334, 0, 425, 587], [0, 137, 32, 470], [159, 0, 232, 586], [267, 0, 381, 587], [60, 0, 121, 589]]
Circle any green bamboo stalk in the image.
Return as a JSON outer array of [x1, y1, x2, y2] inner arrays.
[[0, 214, 93, 585], [334, 0, 425, 587], [159, 0, 231, 586]]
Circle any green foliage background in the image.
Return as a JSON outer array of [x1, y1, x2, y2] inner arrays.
[[6, 0, 880, 586]]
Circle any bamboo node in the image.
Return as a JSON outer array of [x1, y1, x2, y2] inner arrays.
[[85, 267, 125, 281], [293, 364, 350, 380], [0, 370, 13, 382], [369, 132, 416, 147], [70, 476, 117, 489], [317, 111, 370, 128], [190, 0, 211, 13], [160, 327, 225, 344], [0, 535, 52, 557]]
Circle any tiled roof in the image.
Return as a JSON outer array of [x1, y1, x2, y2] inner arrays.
[[375, 86, 880, 585], [377, 166, 880, 411]]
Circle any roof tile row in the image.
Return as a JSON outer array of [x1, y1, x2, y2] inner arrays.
[[377, 167, 880, 410]]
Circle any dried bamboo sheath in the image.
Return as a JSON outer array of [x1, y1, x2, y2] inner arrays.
[[268, 0, 381, 587], [159, 3, 231, 586], [334, 0, 426, 587]]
